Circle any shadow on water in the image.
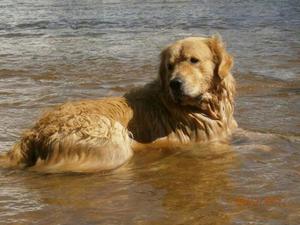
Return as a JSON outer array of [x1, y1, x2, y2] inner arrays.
[[0, 142, 236, 225]]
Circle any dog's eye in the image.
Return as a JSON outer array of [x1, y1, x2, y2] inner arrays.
[[167, 63, 174, 70], [190, 57, 199, 64]]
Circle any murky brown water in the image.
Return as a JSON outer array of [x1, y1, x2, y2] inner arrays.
[[0, 0, 299, 224]]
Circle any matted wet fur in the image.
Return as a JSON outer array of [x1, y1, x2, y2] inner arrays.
[[0, 35, 237, 172]]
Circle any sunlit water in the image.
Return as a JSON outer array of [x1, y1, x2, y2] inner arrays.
[[0, 1, 299, 224]]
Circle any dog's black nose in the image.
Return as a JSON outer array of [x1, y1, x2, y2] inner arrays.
[[169, 78, 183, 93]]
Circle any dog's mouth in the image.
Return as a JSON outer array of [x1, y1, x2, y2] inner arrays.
[[170, 91, 203, 106], [168, 78, 204, 106]]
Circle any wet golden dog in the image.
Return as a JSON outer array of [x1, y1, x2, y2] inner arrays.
[[1, 35, 237, 172]]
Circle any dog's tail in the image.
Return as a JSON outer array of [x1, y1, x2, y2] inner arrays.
[[0, 151, 9, 167], [0, 143, 27, 169], [0, 116, 134, 172]]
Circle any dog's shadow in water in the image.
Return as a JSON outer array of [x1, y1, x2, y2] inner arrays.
[[0, 142, 237, 225]]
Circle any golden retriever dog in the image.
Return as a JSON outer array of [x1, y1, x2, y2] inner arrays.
[[1, 35, 237, 172]]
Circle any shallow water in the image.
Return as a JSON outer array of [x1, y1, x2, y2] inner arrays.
[[0, 0, 299, 224]]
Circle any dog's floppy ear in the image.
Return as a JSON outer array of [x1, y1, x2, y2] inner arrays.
[[208, 35, 233, 80]]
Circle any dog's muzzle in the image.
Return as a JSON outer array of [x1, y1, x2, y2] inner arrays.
[[169, 78, 184, 101]]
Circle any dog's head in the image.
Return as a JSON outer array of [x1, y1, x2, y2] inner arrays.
[[159, 35, 234, 109]]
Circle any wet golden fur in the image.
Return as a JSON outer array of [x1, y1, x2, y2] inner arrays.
[[1, 35, 237, 172]]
